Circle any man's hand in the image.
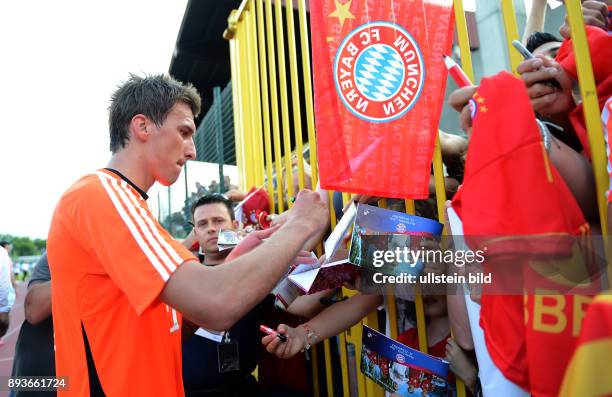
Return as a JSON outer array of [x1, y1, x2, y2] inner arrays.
[[516, 56, 573, 118], [290, 251, 319, 271], [559, 0, 610, 39], [262, 324, 308, 359], [225, 189, 246, 202], [286, 190, 329, 238], [448, 86, 479, 136]]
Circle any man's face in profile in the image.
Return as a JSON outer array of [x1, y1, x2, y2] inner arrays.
[[146, 102, 196, 186], [193, 203, 237, 254]]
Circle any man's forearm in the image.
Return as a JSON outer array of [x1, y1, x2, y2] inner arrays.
[[165, 221, 320, 330], [522, 0, 547, 43], [286, 289, 336, 318], [25, 281, 52, 325], [164, 189, 328, 330], [210, 222, 314, 326]]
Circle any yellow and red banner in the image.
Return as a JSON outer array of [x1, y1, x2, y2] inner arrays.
[[560, 292, 612, 397], [310, 0, 454, 198]]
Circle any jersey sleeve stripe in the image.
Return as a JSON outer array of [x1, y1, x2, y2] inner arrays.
[[116, 180, 182, 269], [106, 176, 179, 274], [95, 172, 170, 281]]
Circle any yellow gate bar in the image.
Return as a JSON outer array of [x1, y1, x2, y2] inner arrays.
[[297, 0, 319, 188], [274, 0, 296, 204], [350, 313, 367, 396], [328, 191, 350, 396], [340, 194, 366, 396], [433, 134, 447, 230], [414, 284, 428, 354], [364, 311, 385, 397], [227, 21, 246, 190], [404, 198, 428, 353], [386, 284, 399, 340], [565, 0, 608, 235], [500, 0, 522, 74], [452, 0, 474, 82], [564, 0, 610, 280], [378, 198, 400, 344], [265, 0, 286, 212], [236, 13, 253, 187], [433, 133, 467, 397], [246, 4, 263, 187], [284, 0, 307, 191], [311, 345, 321, 397], [322, 339, 335, 397], [255, 0, 276, 211]]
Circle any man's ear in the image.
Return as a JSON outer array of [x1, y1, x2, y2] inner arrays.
[[232, 220, 240, 229], [130, 114, 150, 142]]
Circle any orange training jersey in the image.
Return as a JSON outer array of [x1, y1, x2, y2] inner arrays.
[[47, 169, 196, 396]]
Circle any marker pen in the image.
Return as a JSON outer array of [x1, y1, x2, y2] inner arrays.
[[259, 325, 287, 342], [443, 55, 472, 88]]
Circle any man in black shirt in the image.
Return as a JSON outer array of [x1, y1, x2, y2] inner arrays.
[[182, 194, 274, 397], [10, 253, 55, 397]]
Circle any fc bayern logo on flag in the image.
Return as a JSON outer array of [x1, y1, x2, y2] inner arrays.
[[334, 21, 425, 123]]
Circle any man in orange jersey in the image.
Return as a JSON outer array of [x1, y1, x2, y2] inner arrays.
[[47, 74, 328, 397]]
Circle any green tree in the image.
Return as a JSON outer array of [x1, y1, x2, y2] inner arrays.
[[11, 237, 37, 257], [33, 238, 47, 252], [0, 234, 47, 257]]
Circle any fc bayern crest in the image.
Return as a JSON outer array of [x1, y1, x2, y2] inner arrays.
[[334, 21, 425, 123]]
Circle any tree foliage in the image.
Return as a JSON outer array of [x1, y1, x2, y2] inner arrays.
[[0, 234, 46, 258]]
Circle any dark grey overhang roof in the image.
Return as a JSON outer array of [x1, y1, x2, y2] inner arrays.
[[169, 0, 241, 116]]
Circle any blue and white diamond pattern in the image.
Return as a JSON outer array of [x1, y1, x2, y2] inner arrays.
[[354, 44, 404, 101]]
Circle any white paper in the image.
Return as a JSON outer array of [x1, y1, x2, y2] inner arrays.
[[288, 268, 322, 292], [195, 327, 225, 342], [324, 202, 357, 257], [273, 258, 320, 307]]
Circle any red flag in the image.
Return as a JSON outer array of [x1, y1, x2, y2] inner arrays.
[[555, 25, 612, 158], [451, 71, 592, 396], [310, 0, 454, 198]]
